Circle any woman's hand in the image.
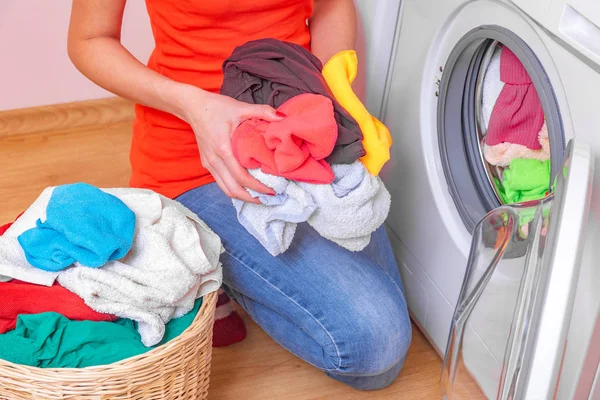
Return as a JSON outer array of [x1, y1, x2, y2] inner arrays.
[[180, 86, 283, 203]]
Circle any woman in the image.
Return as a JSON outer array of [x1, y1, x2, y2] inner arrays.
[[68, 0, 411, 390]]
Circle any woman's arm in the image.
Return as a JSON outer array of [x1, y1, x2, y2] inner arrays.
[[68, 0, 279, 201], [68, 0, 192, 121], [309, 0, 357, 64]]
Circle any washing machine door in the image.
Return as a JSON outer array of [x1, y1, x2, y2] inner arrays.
[[441, 138, 594, 399]]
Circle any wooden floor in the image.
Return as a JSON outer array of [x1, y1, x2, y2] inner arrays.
[[0, 100, 443, 399]]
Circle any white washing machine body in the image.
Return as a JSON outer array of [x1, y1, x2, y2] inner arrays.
[[381, 0, 600, 398]]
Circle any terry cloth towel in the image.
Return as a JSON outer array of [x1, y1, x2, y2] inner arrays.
[[497, 159, 550, 204], [57, 188, 223, 347], [0, 237, 48, 285], [0, 186, 222, 346], [220, 38, 365, 165], [482, 46, 504, 130], [232, 93, 338, 184], [322, 50, 393, 176], [233, 169, 317, 256], [0, 280, 117, 334], [484, 121, 550, 167], [17, 183, 136, 272], [0, 189, 60, 286], [0, 222, 14, 283], [485, 47, 545, 149], [0, 187, 159, 286], [298, 162, 391, 251], [0, 298, 202, 368]]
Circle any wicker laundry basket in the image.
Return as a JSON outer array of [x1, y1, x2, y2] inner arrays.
[[0, 291, 217, 400]]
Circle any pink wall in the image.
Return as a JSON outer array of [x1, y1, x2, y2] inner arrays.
[[0, 1, 154, 111]]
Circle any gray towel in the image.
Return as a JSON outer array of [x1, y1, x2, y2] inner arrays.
[[298, 163, 391, 251], [233, 169, 317, 256]]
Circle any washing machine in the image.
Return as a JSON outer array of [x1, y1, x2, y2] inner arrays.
[[380, 0, 600, 398]]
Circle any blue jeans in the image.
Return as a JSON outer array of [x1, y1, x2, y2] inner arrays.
[[177, 183, 412, 390]]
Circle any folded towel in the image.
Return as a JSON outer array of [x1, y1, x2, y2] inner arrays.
[[298, 163, 391, 251], [232, 94, 338, 184], [18, 183, 136, 272], [0, 298, 202, 368], [57, 188, 223, 346], [485, 47, 545, 150], [220, 38, 365, 165], [322, 50, 393, 176], [233, 169, 317, 256], [482, 46, 504, 130], [0, 280, 117, 334], [484, 121, 550, 167]]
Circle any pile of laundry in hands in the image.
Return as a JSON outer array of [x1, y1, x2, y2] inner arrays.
[[481, 45, 551, 204], [0, 183, 222, 368], [220, 39, 394, 256]]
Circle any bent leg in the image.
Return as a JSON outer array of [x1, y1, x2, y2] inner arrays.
[[177, 184, 412, 390]]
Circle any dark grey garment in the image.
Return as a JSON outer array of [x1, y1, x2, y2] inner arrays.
[[220, 38, 365, 165]]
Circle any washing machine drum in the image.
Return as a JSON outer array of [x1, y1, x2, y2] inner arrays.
[[437, 26, 566, 234]]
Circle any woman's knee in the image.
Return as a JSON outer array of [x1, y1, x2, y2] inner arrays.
[[325, 296, 412, 377]]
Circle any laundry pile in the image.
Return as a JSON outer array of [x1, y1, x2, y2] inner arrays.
[[482, 45, 551, 203], [0, 183, 222, 368], [220, 39, 394, 256]]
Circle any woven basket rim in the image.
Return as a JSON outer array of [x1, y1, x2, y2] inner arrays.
[[0, 291, 217, 376]]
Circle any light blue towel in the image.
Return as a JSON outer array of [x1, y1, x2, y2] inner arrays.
[[18, 183, 136, 272], [233, 170, 317, 256], [234, 163, 390, 255], [298, 163, 391, 251], [330, 162, 365, 198]]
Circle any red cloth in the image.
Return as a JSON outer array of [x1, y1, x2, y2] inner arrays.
[[0, 217, 117, 334], [0, 212, 23, 235], [232, 93, 338, 184], [0, 280, 118, 334], [485, 47, 544, 150], [0, 222, 11, 236]]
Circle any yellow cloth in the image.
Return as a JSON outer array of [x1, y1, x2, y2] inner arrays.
[[322, 50, 393, 176]]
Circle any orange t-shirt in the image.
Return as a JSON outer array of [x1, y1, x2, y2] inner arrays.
[[131, 0, 314, 199]]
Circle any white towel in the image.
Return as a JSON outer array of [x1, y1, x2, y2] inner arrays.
[[0, 236, 56, 285], [298, 163, 391, 252], [0, 186, 222, 346], [0, 188, 57, 285], [57, 188, 223, 346], [482, 46, 504, 131], [234, 163, 390, 254], [233, 169, 317, 256]]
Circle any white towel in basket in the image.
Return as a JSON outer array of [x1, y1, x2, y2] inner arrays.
[[0, 186, 223, 346]]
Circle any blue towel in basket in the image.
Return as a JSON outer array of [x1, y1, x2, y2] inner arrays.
[[17, 182, 136, 272]]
